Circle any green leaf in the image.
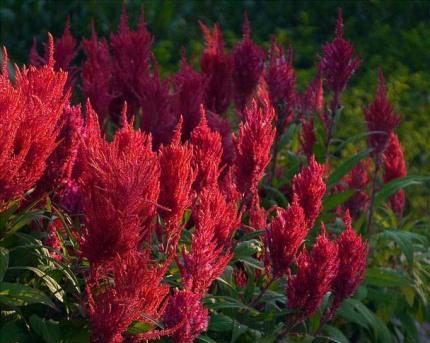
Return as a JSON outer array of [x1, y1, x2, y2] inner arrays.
[[0, 247, 8, 281], [378, 230, 427, 264], [204, 295, 257, 313], [233, 240, 260, 260], [323, 190, 354, 212], [327, 149, 371, 188], [198, 336, 218, 343], [365, 267, 410, 288], [209, 314, 234, 332], [374, 176, 429, 208], [321, 325, 350, 343], [0, 281, 56, 309], [9, 266, 65, 302], [0, 321, 28, 343], [127, 321, 154, 335], [29, 315, 60, 343], [237, 256, 264, 270]]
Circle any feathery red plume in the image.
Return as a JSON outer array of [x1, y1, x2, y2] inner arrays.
[[383, 133, 407, 215], [200, 22, 233, 114], [325, 211, 367, 321], [292, 156, 326, 229], [319, 9, 360, 95], [0, 43, 69, 209], [79, 104, 160, 264], [234, 93, 276, 195], [287, 227, 339, 320], [163, 290, 209, 343], [265, 194, 306, 278], [232, 14, 265, 111], [364, 70, 400, 155], [190, 106, 224, 193]]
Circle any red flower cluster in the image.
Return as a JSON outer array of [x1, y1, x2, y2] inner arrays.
[[287, 228, 339, 319], [364, 70, 400, 155], [338, 159, 370, 219], [232, 14, 265, 111], [383, 133, 407, 215], [292, 156, 326, 229], [319, 9, 360, 95], [265, 194, 306, 278], [0, 42, 69, 209], [325, 211, 368, 321], [265, 40, 296, 131], [234, 89, 276, 196]]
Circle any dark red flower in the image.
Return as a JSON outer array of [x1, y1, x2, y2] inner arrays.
[[30, 18, 79, 88], [82, 25, 114, 122], [265, 39, 296, 132], [300, 117, 316, 159], [325, 211, 367, 321], [383, 133, 407, 215], [200, 22, 233, 114], [292, 156, 326, 229], [340, 159, 370, 219], [297, 74, 324, 116], [319, 9, 360, 95], [287, 227, 339, 320], [232, 14, 265, 111], [265, 194, 306, 278], [364, 70, 400, 155], [174, 57, 206, 140], [163, 290, 209, 343]]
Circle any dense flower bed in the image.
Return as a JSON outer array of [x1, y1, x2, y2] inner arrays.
[[0, 7, 428, 343]]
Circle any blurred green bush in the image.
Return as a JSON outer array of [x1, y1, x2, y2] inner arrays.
[[1, 0, 429, 216]]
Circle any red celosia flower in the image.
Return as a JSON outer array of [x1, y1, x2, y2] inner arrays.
[[319, 9, 360, 95], [340, 159, 370, 219], [265, 40, 296, 132], [163, 290, 209, 343], [82, 25, 114, 122], [383, 133, 407, 215], [87, 250, 169, 343], [109, 7, 153, 115], [287, 227, 339, 320], [79, 104, 160, 264], [325, 211, 367, 321], [248, 194, 267, 230], [190, 106, 224, 193], [137, 66, 178, 149], [297, 74, 324, 116], [206, 109, 235, 165], [34, 104, 83, 201], [179, 186, 239, 295], [174, 57, 206, 140], [45, 218, 65, 261], [158, 118, 196, 246], [364, 70, 400, 155], [265, 194, 306, 278], [200, 22, 233, 114], [300, 117, 316, 159], [0, 42, 69, 209], [233, 263, 248, 288], [232, 14, 265, 111], [292, 156, 326, 229], [30, 18, 79, 88], [234, 92, 276, 195]]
